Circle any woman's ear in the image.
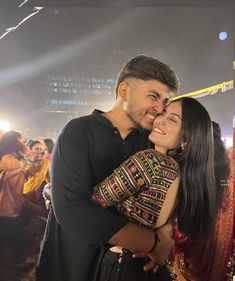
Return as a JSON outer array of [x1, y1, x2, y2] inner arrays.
[[180, 141, 187, 151]]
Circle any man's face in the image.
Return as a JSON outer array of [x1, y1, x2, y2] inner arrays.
[[123, 78, 170, 131]]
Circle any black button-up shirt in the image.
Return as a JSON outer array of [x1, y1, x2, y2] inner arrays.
[[37, 109, 152, 281]]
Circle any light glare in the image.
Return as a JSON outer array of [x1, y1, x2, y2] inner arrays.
[[219, 31, 228, 41], [0, 120, 10, 132]]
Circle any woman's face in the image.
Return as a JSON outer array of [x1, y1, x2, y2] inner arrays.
[[148, 101, 183, 153], [31, 143, 43, 160], [40, 142, 48, 157]]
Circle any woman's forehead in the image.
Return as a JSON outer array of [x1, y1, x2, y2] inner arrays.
[[166, 101, 182, 113]]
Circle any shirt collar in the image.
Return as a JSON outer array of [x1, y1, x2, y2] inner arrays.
[[92, 109, 149, 136]]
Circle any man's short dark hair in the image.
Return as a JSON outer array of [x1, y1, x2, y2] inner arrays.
[[115, 54, 179, 96]]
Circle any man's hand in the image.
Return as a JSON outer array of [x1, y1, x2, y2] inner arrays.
[[132, 224, 174, 271]]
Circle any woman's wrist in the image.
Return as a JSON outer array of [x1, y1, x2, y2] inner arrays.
[[146, 231, 160, 254]]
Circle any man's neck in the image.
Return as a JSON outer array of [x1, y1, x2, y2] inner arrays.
[[103, 109, 135, 140]]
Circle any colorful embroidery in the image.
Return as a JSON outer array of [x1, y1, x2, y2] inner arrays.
[[93, 149, 180, 229]]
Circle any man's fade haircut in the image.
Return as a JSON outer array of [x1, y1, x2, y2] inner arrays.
[[115, 54, 179, 97]]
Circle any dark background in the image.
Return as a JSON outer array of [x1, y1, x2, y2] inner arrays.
[[0, 0, 234, 139]]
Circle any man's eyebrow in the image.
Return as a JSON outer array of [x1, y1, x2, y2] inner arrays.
[[148, 90, 170, 105], [149, 90, 160, 97], [149, 90, 169, 99]]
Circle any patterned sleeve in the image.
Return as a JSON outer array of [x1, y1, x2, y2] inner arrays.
[[92, 150, 155, 208]]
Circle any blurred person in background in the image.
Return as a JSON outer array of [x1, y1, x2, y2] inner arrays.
[[41, 138, 54, 209], [23, 140, 49, 217], [0, 130, 29, 279], [19, 139, 51, 279], [42, 138, 54, 161]]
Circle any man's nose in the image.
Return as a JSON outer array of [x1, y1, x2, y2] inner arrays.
[[153, 100, 165, 114]]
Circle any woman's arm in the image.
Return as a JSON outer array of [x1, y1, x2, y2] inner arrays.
[[92, 149, 180, 231], [92, 150, 154, 207]]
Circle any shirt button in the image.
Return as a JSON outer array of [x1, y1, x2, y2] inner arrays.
[[123, 141, 125, 144], [114, 130, 118, 134]]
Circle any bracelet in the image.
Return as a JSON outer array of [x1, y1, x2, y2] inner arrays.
[[147, 231, 160, 254]]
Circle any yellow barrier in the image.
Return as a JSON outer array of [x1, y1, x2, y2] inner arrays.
[[173, 80, 233, 100]]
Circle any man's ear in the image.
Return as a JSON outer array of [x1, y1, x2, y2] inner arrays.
[[117, 82, 129, 101]]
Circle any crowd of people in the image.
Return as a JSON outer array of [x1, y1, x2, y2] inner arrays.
[[0, 131, 54, 280], [0, 55, 233, 281]]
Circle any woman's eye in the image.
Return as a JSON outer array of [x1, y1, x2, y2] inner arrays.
[[169, 117, 177, 123]]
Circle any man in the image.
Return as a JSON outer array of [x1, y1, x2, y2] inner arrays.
[[36, 55, 179, 281]]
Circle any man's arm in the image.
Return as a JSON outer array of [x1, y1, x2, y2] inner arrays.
[[51, 119, 173, 262], [51, 119, 128, 245]]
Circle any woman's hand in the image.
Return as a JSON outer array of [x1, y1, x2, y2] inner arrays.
[[132, 224, 174, 271]]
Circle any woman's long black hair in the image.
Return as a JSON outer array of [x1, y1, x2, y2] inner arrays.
[[0, 130, 25, 160], [169, 97, 229, 240]]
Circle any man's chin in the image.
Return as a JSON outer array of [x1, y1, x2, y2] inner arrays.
[[138, 122, 152, 131], [131, 117, 152, 131]]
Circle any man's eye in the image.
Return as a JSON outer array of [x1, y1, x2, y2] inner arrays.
[[150, 95, 157, 100], [164, 100, 170, 106]]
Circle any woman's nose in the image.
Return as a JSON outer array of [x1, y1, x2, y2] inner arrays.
[[153, 115, 164, 126]]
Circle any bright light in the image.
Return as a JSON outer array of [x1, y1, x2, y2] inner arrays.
[[219, 31, 228, 41], [222, 136, 232, 149], [0, 120, 10, 132]]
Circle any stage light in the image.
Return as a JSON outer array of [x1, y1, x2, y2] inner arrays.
[[222, 135, 232, 148], [0, 120, 10, 132], [219, 31, 228, 41]]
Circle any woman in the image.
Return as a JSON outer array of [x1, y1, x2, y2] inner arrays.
[[42, 138, 54, 161], [92, 97, 229, 281], [0, 130, 27, 265], [0, 130, 27, 218], [23, 140, 49, 217]]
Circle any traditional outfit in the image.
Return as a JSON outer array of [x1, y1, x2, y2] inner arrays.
[[23, 158, 50, 218], [23, 159, 50, 202], [92, 149, 179, 280], [93, 149, 179, 229], [173, 179, 233, 281], [173, 147, 234, 281]]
